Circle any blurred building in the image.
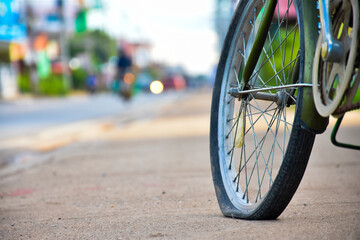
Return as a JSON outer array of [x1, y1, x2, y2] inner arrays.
[[0, 0, 27, 99], [0, 0, 72, 97], [0, 0, 108, 97]]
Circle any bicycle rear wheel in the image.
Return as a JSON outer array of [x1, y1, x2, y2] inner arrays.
[[210, 0, 315, 219]]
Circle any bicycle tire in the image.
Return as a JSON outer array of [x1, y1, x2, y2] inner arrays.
[[210, 0, 316, 220]]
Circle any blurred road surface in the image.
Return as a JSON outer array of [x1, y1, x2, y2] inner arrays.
[[0, 88, 359, 239], [0, 92, 181, 140], [0, 91, 184, 169]]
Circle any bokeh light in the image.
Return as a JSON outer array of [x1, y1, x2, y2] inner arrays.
[[69, 57, 81, 70], [124, 73, 135, 85], [150, 80, 164, 94]]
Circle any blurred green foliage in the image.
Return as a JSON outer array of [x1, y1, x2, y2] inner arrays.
[[0, 50, 10, 63], [68, 30, 116, 69], [71, 67, 87, 89], [17, 72, 32, 93], [38, 74, 69, 96]]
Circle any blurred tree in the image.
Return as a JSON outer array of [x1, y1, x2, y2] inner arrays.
[[68, 30, 116, 70]]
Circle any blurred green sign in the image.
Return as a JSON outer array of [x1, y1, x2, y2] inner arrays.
[[75, 9, 87, 33], [37, 51, 51, 79]]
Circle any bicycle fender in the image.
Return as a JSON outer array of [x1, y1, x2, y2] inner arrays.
[[299, 0, 329, 134]]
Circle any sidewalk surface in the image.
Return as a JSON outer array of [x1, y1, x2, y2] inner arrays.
[[0, 89, 359, 239]]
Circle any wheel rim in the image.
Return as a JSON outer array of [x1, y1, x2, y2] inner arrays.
[[218, 0, 301, 212], [312, 0, 359, 117]]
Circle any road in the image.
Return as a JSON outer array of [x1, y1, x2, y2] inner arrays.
[[0, 92, 181, 140], [0, 91, 183, 169], [0, 88, 359, 239]]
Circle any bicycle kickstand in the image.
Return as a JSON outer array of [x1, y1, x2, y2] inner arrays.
[[331, 115, 360, 150]]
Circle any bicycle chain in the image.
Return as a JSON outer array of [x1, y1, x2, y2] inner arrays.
[[332, 19, 360, 116], [333, 71, 360, 115]]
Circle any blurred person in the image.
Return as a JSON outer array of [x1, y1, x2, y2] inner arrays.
[[116, 49, 133, 100], [86, 73, 97, 94]]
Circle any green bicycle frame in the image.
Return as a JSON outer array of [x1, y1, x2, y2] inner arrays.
[[241, 0, 329, 133], [241, 0, 277, 84]]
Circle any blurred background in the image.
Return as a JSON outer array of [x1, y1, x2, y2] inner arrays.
[[0, 0, 239, 99], [0, 0, 241, 163]]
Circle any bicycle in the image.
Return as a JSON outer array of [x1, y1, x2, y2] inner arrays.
[[210, 0, 359, 220]]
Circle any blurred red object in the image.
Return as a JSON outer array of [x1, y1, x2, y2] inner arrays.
[[275, 0, 297, 20], [52, 61, 66, 74], [162, 75, 186, 90]]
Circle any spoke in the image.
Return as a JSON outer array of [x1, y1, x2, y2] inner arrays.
[[228, 104, 244, 169], [232, 103, 277, 200], [234, 106, 246, 190], [269, 108, 283, 181], [235, 139, 244, 191], [226, 115, 240, 139], [254, 108, 282, 202], [287, 49, 299, 84], [251, 60, 269, 89], [245, 106, 279, 118], [233, 67, 242, 88], [227, 95, 274, 139], [246, 102, 277, 186], [243, 1, 297, 79], [244, 102, 277, 136], [251, 96, 286, 156], [242, 33, 247, 62], [283, 0, 292, 81], [276, 2, 286, 83], [238, 48, 245, 58], [247, 104, 267, 201], [241, 106, 249, 202], [248, 20, 280, 87], [253, 108, 262, 203], [249, 20, 281, 86], [226, 102, 245, 139], [261, 44, 284, 86], [288, 16, 298, 81], [282, 102, 290, 165], [228, 104, 278, 122], [248, 24, 299, 84], [283, 90, 297, 106], [256, 107, 281, 201], [241, 2, 299, 89], [247, 102, 293, 127], [239, 106, 258, 200], [261, 56, 300, 87], [233, 103, 279, 188]]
